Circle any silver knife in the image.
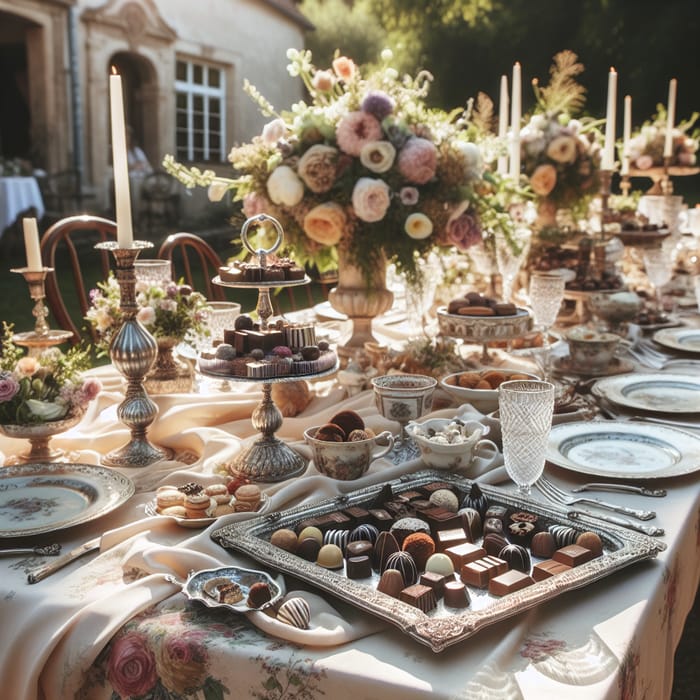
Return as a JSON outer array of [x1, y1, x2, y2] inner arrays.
[[572, 483, 667, 497], [567, 510, 664, 537], [27, 537, 100, 584]]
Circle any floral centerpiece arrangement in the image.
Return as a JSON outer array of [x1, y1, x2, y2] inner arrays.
[[519, 51, 602, 228], [0, 323, 100, 425], [626, 107, 698, 170], [86, 275, 210, 354], [164, 49, 518, 285], [0, 157, 33, 176]]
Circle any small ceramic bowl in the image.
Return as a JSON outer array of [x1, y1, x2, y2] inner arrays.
[[565, 327, 621, 373], [440, 369, 539, 413], [304, 427, 394, 480], [405, 418, 498, 471]]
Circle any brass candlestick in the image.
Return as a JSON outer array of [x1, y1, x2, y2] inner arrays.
[[96, 241, 171, 467], [598, 168, 613, 241], [10, 267, 73, 355], [661, 156, 673, 194]]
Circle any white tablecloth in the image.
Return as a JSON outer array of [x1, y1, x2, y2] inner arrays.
[[0, 176, 45, 235], [0, 321, 698, 700]]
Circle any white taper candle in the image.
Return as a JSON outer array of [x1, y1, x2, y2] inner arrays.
[[602, 67, 617, 170], [22, 217, 42, 271], [664, 78, 677, 159], [509, 62, 521, 182], [497, 74, 509, 176], [621, 95, 632, 176], [109, 69, 134, 248]]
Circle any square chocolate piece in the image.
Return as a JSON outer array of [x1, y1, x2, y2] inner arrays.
[[435, 527, 469, 552], [552, 544, 595, 567], [489, 569, 535, 596], [368, 508, 393, 531], [422, 506, 462, 535], [419, 481, 453, 497], [419, 571, 450, 598], [460, 556, 508, 588], [484, 505, 509, 523], [444, 542, 486, 569], [343, 506, 371, 525], [399, 583, 437, 612], [532, 559, 572, 582]]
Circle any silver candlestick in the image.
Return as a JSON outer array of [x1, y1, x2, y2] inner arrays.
[[10, 267, 73, 355], [96, 241, 171, 467]]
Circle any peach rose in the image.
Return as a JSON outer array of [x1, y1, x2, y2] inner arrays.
[[303, 202, 347, 246], [16, 356, 38, 377], [298, 144, 338, 193], [332, 56, 356, 81], [351, 177, 391, 223], [529, 164, 557, 196], [312, 70, 335, 92]]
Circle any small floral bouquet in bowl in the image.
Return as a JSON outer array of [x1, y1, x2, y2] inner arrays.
[[86, 275, 211, 354], [164, 48, 518, 285], [0, 323, 100, 425]]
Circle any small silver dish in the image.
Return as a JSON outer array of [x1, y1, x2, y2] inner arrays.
[[180, 565, 283, 613]]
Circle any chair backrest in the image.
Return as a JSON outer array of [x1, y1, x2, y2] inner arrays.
[[157, 232, 227, 301], [40, 215, 117, 344], [38, 170, 82, 221]]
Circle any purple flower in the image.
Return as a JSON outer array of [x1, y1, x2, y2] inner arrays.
[[0, 374, 19, 402], [445, 201, 482, 251], [361, 90, 395, 121], [397, 137, 437, 184], [165, 282, 179, 298], [400, 187, 419, 205]]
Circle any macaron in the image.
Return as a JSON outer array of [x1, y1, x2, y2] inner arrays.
[[156, 489, 184, 510], [234, 484, 261, 512], [184, 492, 213, 519]]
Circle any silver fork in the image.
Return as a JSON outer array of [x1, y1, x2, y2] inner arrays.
[[536, 475, 656, 521]]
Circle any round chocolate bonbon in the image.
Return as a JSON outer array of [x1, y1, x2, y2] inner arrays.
[[549, 524, 579, 547], [498, 544, 532, 573], [461, 483, 489, 519], [349, 524, 379, 545], [483, 533, 508, 558], [277, 597, 311, 629], [443, 580, 471, 608], [372, 531, 400, 571], [383, 550, 418, 587], [317, 543, 344, 569]]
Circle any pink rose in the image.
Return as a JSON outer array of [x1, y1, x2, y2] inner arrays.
[[156, 631, 208, 696], [106, 633, 157, 699], [261, 118, 286, 145], [445, 201, 482, 250], [397, 137, 437, 184], [336, 111, 382, 157], [303, 202, 347, 245], [0, 374, 19, 402], [352, 177, 391, 223], [242, 191, 271, 218], [137, 306, 156, 325]]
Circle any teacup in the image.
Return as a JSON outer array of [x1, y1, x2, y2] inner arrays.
[[565, 326, 620, 373], [304, 427, 394, 480], [405, 418, 498, 473]]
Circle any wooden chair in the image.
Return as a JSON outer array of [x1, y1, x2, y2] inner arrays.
[[40, 215, 117, 345], [157, 232, 227, 301]]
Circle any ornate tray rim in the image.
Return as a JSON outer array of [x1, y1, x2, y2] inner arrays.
[[212, 274, 311, 290], [211, 470, 665, 652]]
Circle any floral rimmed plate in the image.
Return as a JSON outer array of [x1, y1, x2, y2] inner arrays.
[[546, 420, 700, 479], [0, 463, 134, 538], [145, 492, 270, 529], [592, 373, 700, 414], [652, 328, 700, 354]]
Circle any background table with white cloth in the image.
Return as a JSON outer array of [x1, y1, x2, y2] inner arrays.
[[0, 175, 44, 236], [0, 319, 698, 700]]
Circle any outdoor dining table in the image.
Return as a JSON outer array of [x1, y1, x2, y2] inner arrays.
[[0, 175, 45, 236], [0, 313, 698, 700]]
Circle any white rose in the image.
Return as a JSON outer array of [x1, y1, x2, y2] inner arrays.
[[261, 118, 287, 145], [207, 179, 229, 202], [266, 165, 304, 207], [137, 306, 156, 325], [456, 142, 483, 178], [360, 141, 396, 173], [404, 213, 433, 239], [94, 308, 113, 333], [26, 399, 68, 421], [351, 177, 391, 223]]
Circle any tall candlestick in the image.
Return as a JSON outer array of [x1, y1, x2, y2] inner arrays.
[[621, 95, 632, 176], [602, 68, 617, 170], [664, 78, 677, 159], [109, 69, 134, 248], [23, 217, 42, 271], [509, 62, 521, 182], [497, 74, 509, 176]]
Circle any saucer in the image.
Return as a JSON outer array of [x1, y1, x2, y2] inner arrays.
[[553, 355, 634, 378]]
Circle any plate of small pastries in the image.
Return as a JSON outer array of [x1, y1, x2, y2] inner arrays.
[[146, 478, 269, 528]]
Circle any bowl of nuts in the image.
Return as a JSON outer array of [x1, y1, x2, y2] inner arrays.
[[440, 369, 539, 413]]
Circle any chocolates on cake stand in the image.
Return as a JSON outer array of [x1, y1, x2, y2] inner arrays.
[[205, 214, 338, 482], [10, 266, 73, 356]]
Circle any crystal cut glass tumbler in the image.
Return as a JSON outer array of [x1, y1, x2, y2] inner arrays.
[[498, 379, 555, 496], [528, 271, 566, 380]]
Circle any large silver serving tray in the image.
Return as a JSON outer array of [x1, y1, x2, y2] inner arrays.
[[212, 470, 665, 652]]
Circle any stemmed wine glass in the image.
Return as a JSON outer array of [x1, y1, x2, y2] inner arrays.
[[495, 228, 531, 303], [642, 248, 674, 312], [498, 379, 555, 497], [528, 271, 566, 380], [371, 374, 437, 463]]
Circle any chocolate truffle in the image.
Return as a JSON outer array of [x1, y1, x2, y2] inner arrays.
[[443, 580, 471, 608], [498, 544, 532, 573], [461, 483, 489, 519], [383, 550, 418, 587], [425, 553, 455, 577], [270, 528, 299, 553], [457, 507, 482, 541], [483, 517, 506, 537], [323, 529, 349, 550], [247, 582, 272, 608], [429, 489, 459, 513], [317, 543, 344, 569], [329, 409, 365, 436], [234, 314, 255, 331], [400, 584, 437, 612], [390, 517, 431, 546], [297, 526, 323, 546], [483, 533, 508, 558], [402, 532, 435, 571], [549, 524, 579, 548], [349, 524, 379, 545], [297, 537, 321, 562], [346, 555, 373, 579], [377, 569, 404, 598], [576, 531, 603, 557], [277, 597, 311, 629], [372, 531, 400, 571], [531, 531, 557, 559]]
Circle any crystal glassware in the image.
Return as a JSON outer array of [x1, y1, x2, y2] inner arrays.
[[371, 374, 437, 464], [642, 248, 673, 311], [495, 228, 531, 303], [498, 379, 555, 497], [528, 271, 566, 380], [134, 259, 172, 287]]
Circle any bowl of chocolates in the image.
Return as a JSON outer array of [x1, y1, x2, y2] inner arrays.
[[304, 409, 394, 480], [440, 369, 538, 413]]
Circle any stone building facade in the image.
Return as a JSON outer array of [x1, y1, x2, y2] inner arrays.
[[0, 0, 311, 210]]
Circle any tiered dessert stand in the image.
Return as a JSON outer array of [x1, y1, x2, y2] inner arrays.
[[201, 214, 338, 482]]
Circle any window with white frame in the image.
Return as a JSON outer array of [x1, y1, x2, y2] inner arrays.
[[175, 58, 226, 162]]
